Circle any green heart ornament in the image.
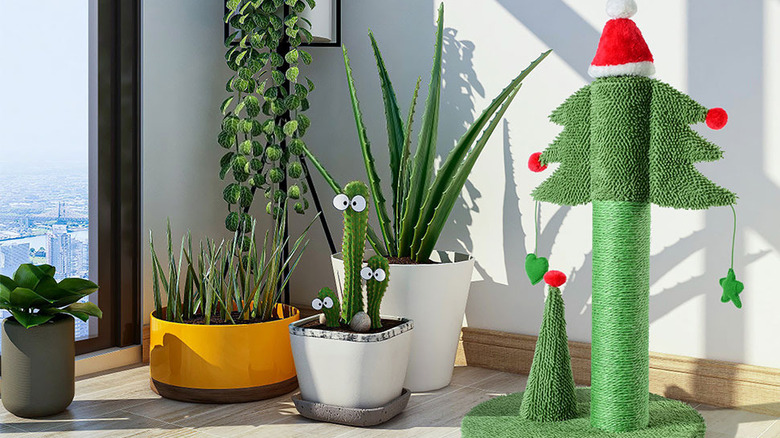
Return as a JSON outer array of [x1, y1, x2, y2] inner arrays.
[[525, 253, 549, 285]]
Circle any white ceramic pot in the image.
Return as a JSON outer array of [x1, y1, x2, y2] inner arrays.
[[289, 315, 413, 409], [331, 251, 474, 391]]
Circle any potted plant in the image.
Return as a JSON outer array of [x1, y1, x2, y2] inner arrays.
[[219, 0, 318, 226], [289, 181, 413, 427], [148, 208, 315, 403], [304, 3, 550, 391], [0, 264, 101, 418]]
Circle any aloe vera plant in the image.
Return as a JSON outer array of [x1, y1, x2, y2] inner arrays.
[[304, 3, 551, 262], [150, 207, 317, 324]]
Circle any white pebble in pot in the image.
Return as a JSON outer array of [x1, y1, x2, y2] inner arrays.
[[349, 311, 371, 333]]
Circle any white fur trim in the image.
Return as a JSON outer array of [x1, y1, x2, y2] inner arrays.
[[588, 61, 655, 78], [606, 0, 637, 19]]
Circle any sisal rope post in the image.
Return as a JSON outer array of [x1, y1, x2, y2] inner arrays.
[[591, 200, 651, 432]]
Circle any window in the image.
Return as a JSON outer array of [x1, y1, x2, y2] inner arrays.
[[0, 0, 140, 356]]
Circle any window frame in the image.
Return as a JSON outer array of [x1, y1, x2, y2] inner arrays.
[[75, 0, 141, 355]]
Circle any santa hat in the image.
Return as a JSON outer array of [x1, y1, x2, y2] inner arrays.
[[589, 0, 655, 79]]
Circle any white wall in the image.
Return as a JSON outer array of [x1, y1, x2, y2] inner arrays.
[[141, 0, 780, 369], [141, 0, 235, 325]]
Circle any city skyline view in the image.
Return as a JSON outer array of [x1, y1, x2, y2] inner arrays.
[[0, 0, 92, 350], [0, 166, 92, 347]]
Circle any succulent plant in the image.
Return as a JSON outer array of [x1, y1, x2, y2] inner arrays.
[[363, 255, 389, 329], [333, 181, 370, 323], [0, 264, 102, 329], [312, 287, 340, 328]]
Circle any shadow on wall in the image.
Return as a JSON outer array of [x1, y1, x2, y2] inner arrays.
[[437, 26, 485, 258]]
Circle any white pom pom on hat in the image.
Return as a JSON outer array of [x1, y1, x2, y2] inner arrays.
[[606, 0, 637, 19]]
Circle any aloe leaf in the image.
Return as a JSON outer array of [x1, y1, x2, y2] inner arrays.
[[397, 3, 445, 257], [369, 30, 404, 251], [397, 77, 421, 245], [342, 45, 395, 255], [410, 50, 551, 261], [414, 85, 523, 262]]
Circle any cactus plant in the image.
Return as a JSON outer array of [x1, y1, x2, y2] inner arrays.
[[312, 287, 340, 328], [334, 181, 370, 323], [363, 255, 389, 329]]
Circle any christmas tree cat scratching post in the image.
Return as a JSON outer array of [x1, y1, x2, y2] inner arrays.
[[463, 1, 741, 436]]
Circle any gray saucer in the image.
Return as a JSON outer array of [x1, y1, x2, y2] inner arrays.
[[292, 388, 411, 427]]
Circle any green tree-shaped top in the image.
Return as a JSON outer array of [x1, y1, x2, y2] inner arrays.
[[532, 77, 735, 209]]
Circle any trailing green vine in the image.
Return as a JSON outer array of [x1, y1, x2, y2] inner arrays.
[[220, 0, 316, 235]]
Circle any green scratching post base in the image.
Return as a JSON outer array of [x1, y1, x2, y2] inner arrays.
[[461, 388, 705, 438]]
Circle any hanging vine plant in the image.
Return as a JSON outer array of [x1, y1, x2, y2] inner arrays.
[[220, 0, 316, 234]]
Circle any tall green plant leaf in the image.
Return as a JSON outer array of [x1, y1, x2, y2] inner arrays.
[[342, 45, 395, 255], [410, 50, 552, 260], [149, 231, 163, 318], [397, 77, 421, 245], [412, 84, 524, 262], [369, 30, 404, 251], [397, 2, 444, 257]]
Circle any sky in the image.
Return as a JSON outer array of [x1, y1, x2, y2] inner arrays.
[[0, 1, 89, 171]]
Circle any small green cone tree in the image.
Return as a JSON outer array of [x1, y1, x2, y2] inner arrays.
[[521, 270, 577, 422]]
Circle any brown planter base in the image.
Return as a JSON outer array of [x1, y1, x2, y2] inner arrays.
[[150, 376, 298, 404], [292, 388, 411, 427]]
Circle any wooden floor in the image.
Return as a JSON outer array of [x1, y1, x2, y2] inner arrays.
[[1, 365, 779, 437]]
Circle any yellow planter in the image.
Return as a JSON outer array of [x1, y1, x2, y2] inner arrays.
[[149, 304, 299, 403]]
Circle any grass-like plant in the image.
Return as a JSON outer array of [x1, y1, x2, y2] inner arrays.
[[304, 3, 551, 263], [150, 207, 317, 324], [0, 264, 101, 329]]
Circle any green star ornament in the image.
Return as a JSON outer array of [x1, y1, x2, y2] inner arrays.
[[719, 268, 744, 309]]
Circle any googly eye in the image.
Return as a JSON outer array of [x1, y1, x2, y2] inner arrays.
[[332, 193, 349, 211], [350, 195, 367, 212], [311, 298, 323, 310], [360, 266, 374, 280], [373, 268, 386, 282], [323, 296, 334, 308]]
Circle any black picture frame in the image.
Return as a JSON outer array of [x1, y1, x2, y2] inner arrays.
[[223, 0, 342, 47]]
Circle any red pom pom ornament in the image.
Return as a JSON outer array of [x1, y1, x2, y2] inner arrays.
[[544, 270, 567, 288], [528, 152, 547, 173], [706, 108, 728, 130]]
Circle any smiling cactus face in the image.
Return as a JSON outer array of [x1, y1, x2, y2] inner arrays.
[[363, 255, 390, 329], [312, 287, 340, 328], [333, 181, 370, 323]]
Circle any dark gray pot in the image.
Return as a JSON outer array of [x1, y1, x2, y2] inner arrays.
[[1, 315, 75, 418]]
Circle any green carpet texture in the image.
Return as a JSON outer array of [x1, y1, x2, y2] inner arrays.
[[520, 286, 577, 422], [532, 76, 735, 210], [461, 388, 705, 438]]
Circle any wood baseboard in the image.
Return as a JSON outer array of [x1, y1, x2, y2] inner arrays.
[[461, 327, 780, 417]]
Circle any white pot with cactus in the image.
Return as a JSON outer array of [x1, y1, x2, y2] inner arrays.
[[290, 181, 413, 427], [306, 4, 550, 391]]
